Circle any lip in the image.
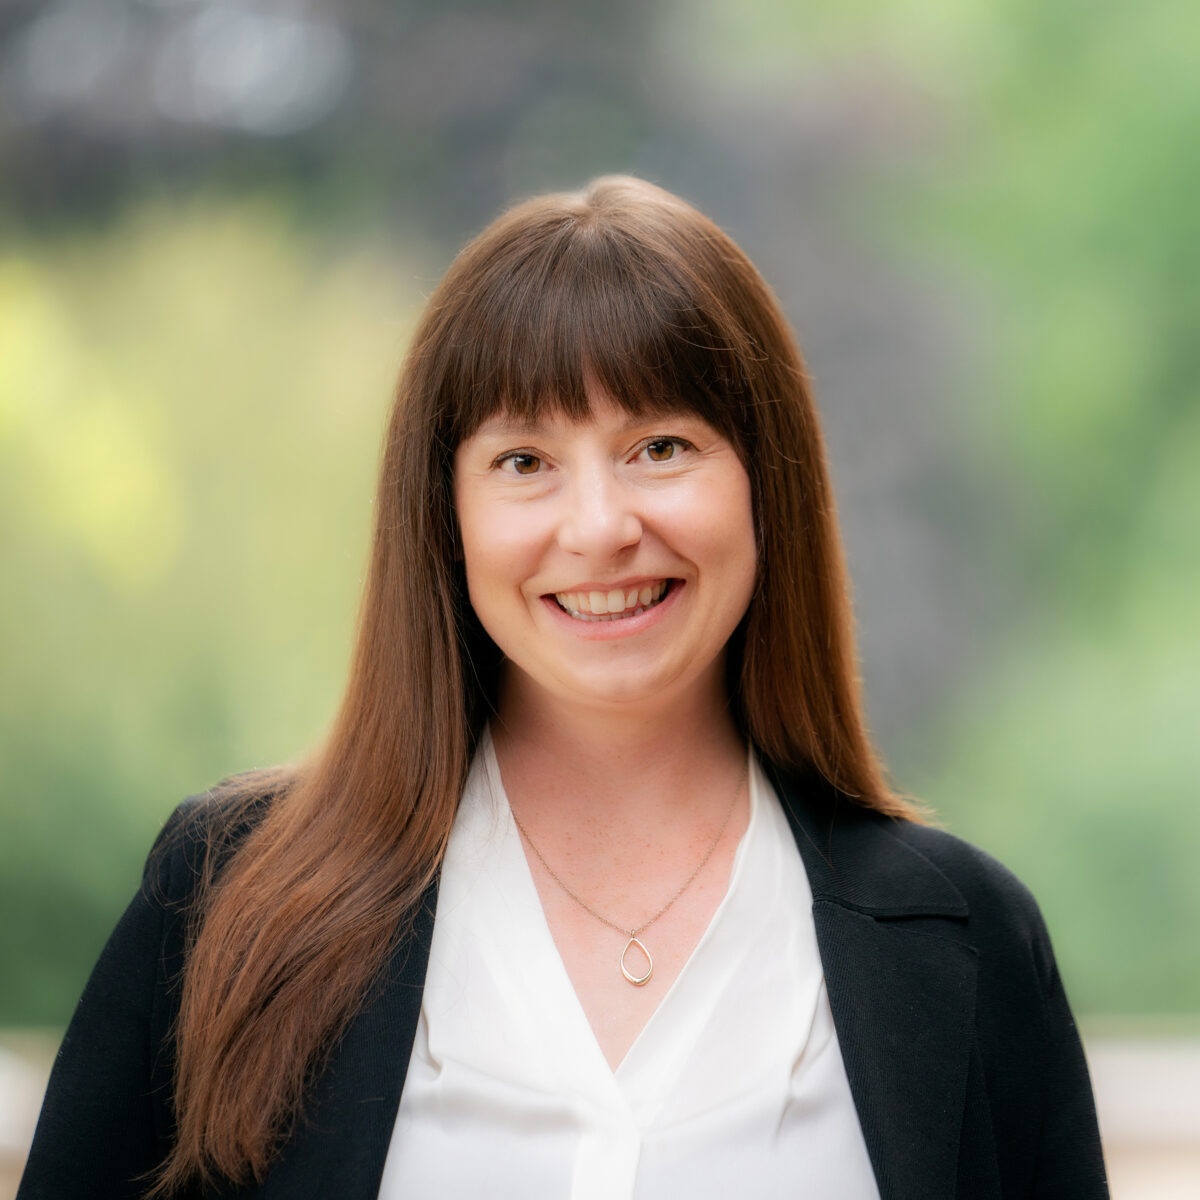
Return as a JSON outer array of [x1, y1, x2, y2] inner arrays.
[[539, 578, 685, 640], [545, 576, 672, 594]]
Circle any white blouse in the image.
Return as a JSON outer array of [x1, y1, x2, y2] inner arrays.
[[380, 732, 880, 1199]]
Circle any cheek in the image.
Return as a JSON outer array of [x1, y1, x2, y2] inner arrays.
[[685, 468, 755, 565], [455, 493, 500, 601], [458, 497, 546, 600], [702, 472, 758, 620], [723, 502, 759, 606]]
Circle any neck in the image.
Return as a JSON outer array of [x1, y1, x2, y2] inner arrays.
[[491, 667, 746, 829]]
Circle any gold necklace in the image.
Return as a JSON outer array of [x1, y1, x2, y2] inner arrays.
[[509, 766, 746, 987]]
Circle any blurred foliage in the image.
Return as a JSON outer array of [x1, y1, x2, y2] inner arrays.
[[674, 0, 1200, 1012], [1, 0, 1197, 1022], [0, 199, 416, 1021], [887, 0, 1200, 1015]]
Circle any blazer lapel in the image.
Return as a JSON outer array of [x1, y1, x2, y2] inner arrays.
[[769, 765, 978, 1200], [253, 878, 440, 1200]]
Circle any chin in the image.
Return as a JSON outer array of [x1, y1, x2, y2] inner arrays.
[[552, 664, 688, 711]]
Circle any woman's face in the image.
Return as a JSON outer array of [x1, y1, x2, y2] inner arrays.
[[453, 391, 757, 716]]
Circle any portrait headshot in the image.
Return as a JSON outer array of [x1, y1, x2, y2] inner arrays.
[[2, 3, 1196, 1199]]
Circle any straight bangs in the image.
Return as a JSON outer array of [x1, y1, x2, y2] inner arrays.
[[425, 208, 761, 456]]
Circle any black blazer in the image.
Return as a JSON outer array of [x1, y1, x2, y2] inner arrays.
[[19, 764, 1109, 1199]]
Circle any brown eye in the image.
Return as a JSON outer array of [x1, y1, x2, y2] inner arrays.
[[509, 453, 541, 475], [645, 439, 678, 462]]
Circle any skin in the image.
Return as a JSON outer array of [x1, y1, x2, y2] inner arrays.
[[453, 391, 758, 1068]]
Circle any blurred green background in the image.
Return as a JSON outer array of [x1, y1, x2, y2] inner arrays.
[[1, 0, 1196, 1025]]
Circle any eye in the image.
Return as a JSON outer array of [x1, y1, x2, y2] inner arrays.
[[497, 452, 542, 475], [641, 437, 690, 463]]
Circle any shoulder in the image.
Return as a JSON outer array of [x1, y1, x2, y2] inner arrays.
[[142, 767, 291, 908], [891, 819, 1041, 920], [16, 771, 292, 1196], [769, 760, 1060, 989], [886, 817, 1060, 992]]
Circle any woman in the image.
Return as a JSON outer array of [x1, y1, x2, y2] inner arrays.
[[19, 177, 1108, 1199]]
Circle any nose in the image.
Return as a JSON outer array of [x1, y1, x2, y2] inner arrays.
[[555, 468, 643, 559]]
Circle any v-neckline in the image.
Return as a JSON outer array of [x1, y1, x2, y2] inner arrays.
[[386, 740, 858, 1200], [478, 731, 766, 1114]]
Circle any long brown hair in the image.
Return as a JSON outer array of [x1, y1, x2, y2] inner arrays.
[[156, 175, 921, 1194]]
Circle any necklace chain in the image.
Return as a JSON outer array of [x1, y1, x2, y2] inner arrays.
[[509, 764, 746, 947]]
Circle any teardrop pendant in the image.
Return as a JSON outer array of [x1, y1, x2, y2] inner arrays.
[[620, 936, 653, 986]]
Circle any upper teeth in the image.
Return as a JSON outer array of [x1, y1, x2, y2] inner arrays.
[[555, 580, 668, 618]]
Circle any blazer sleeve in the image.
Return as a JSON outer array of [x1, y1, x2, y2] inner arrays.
[[17, 804, 197, 1200], [1027, 908, 1109, 1199]]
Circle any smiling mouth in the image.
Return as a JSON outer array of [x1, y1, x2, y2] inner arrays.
[[552, 580, 673, 622]]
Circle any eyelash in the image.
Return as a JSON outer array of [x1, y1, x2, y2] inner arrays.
[[493, 437, 694, 476]]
